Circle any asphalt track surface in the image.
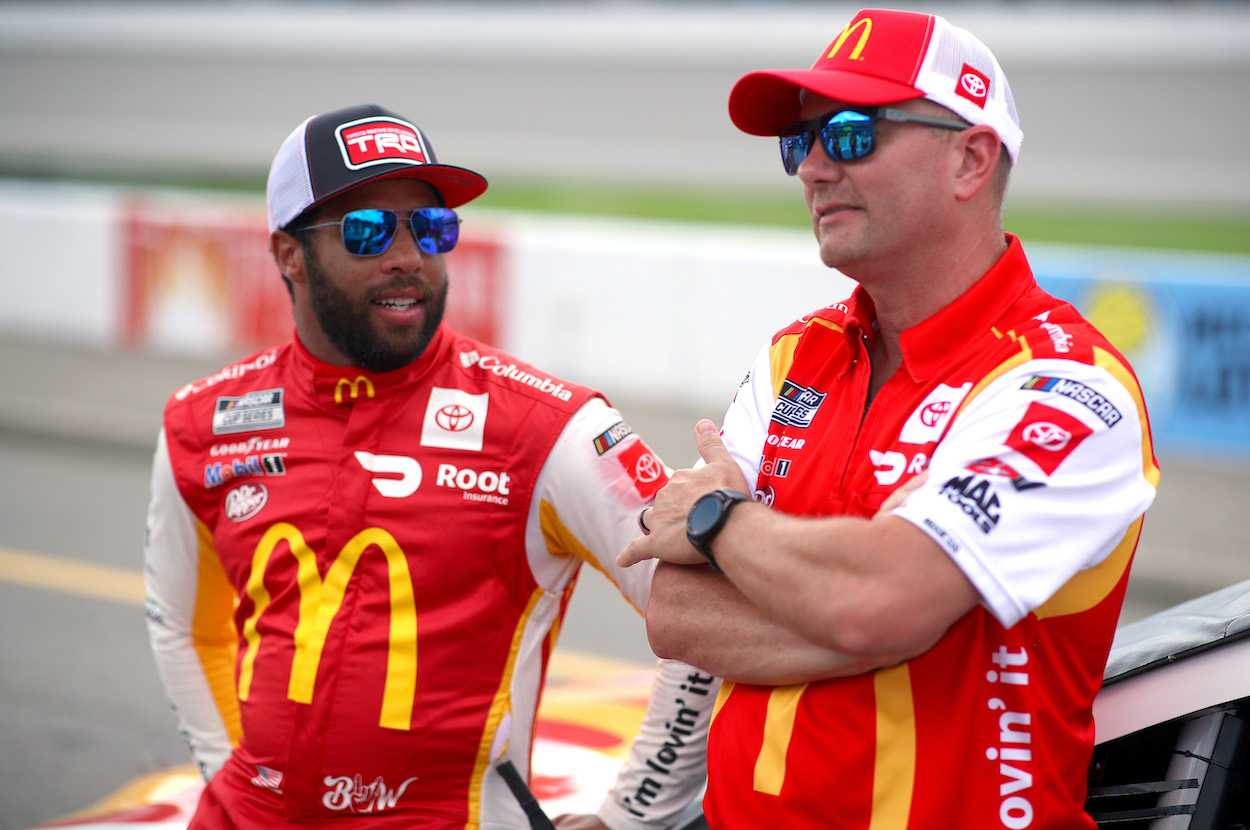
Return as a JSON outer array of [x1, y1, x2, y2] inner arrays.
[[2, 335, 1250, 829]]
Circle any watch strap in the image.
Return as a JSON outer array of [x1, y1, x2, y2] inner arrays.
[[687, 488, 750, 573]]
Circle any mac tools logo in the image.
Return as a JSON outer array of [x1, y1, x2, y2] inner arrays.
[[420, 388, 488, 451]]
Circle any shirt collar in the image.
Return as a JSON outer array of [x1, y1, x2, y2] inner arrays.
[[294, 323, 450, 407], [897, 234, 1034, 382]]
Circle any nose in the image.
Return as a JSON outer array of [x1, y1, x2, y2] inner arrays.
[[379, 216, 427, 271], [797, 140, 844, 184]]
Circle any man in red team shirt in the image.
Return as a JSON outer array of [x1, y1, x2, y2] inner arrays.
[[620, 9, 1159, 829], [144, 104, 714, 830]]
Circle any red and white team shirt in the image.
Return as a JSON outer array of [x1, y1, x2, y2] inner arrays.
[[144, 324, 715, 829], [706, 236, 1159, 829]]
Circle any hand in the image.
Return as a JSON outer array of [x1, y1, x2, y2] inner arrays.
[[552, 813, 610, 830], [619, 420, 749, 568], [875, 472, 928, 517]]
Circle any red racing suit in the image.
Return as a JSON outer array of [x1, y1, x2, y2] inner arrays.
[[704, 236, 1159, 829], [144, 323, 715, 829]]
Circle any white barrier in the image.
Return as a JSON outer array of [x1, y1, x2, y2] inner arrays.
[[7, 178, 1250, 457], [0, 179, 846, 411]]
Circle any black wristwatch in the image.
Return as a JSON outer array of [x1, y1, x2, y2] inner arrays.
[[686, 488, 750, 573]]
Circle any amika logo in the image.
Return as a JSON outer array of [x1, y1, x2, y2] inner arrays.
[[336, 117, 429, 170]]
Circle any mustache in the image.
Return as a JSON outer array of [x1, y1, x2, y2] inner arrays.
[[365, 275, 435, 299]]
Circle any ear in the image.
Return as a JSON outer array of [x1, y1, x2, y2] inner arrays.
[[952, 126, 1003, 203], [271, 229, 308, 286]]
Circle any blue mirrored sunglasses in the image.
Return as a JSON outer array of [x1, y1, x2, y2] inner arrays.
[[778, 106, 969, 175], [301, 207, 461, 256]]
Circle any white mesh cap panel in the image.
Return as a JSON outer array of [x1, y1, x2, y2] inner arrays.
[[916, 15, 1023, 163], [265, 116, 316, 232]]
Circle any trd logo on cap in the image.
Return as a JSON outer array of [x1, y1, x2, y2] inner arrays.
[[336, 116, 430, 170], [956, 63, 990, 108]]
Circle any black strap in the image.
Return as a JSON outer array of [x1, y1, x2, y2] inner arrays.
[[496, 760, 556, 830]]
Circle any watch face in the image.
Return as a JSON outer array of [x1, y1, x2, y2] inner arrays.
[[687, 492, 722, 537]]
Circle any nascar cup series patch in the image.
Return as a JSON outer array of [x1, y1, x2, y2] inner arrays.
[[212, 389, 286, 435]]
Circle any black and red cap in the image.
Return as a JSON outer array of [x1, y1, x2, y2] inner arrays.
[[266, 103, 488, 232]]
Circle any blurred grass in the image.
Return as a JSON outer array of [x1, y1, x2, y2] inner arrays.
[[477, 178, 1250, 256]]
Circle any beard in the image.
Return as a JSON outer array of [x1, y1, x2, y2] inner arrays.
[[303, 246, 447, 373]]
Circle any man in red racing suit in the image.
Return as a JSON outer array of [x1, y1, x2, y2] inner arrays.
[[618, 11, 1158, 829], [144, 103, 714, 830]]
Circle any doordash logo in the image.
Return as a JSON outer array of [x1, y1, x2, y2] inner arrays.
[[355, 452, 422, 498]]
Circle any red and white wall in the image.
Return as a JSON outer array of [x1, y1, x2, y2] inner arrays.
[[5, 179, 1250, 457], [0, 180, 843, 412]]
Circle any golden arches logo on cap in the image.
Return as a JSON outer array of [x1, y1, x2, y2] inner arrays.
[[812, 10, 934, 82], [820, 15, 873, 63]]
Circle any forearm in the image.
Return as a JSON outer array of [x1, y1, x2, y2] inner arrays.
[[646, 562, 878, 685], [705, 504, 972, 660], [598, 656, 717, 829], [622, 422, 970, 676]]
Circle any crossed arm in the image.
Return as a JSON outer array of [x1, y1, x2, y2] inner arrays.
[[617, 420, 980, 686]]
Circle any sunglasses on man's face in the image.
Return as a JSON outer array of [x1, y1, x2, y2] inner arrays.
[[778, 106, 970, 175], [301, 207, 461, 256]]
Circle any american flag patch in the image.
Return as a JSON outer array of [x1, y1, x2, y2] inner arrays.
[[250, 765, 284, 793]]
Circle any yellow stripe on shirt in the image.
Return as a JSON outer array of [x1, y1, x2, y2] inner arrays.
[[870, 663, 916, 830]]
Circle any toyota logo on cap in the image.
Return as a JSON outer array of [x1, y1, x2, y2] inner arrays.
[[956, 63, 990, 108]]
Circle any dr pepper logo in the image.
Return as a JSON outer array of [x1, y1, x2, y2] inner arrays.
[[336, 116, 430, 170]]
